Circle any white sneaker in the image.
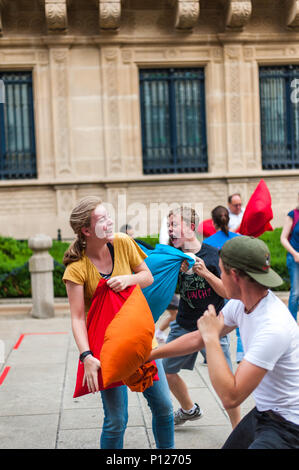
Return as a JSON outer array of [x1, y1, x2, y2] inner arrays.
[[174, 403, 203, 425]]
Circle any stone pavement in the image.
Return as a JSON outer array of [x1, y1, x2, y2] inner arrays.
[[0, 308, 256, 450]]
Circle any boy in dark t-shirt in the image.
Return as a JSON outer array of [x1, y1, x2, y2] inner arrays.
[[162, 206, 240, 429], [176, 243, 225, 331]]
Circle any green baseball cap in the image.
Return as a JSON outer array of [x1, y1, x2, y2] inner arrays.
[[220, 236, 283, 288]]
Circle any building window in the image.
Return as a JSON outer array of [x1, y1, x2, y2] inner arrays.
[[139, 68, 207, 174], [259, 65, 299, 170], [0, 71, 37, 180]]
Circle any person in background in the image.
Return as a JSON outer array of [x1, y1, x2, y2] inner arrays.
[[161, 206, 240, 429], [203, 205, 244, 363], [204, 206, 240, 250], [280, 192, 299, 322], [119, 223, 134, 238], [120, 224, 154, 251], [228, 193, 245, 232]]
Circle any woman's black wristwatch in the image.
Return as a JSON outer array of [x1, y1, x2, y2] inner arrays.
[[79, 350, 93, 362]]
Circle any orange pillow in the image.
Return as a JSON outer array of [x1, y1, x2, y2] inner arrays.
[[100, 284, 155, 388]]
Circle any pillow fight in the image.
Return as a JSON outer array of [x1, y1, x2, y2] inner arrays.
[[62, 185, 299, 450]]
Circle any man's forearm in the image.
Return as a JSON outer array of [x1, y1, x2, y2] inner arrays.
[[148, 330, 204, 361], [204, 336, 237, 408]]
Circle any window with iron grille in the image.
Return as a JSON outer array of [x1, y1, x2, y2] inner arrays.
[[139, 68, 208, 174], [0, 71, 37, 180], [260, 65, 299, 170]]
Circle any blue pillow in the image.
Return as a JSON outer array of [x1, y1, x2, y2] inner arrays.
[[137, 243, 195, 322]]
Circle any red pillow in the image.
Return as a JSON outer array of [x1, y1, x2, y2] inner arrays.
[[100, 284, 155, 388], [73, 280, 129, 398], [73, 280, 157, 398], [238, 179, 273, 237], [197, 219, 216, 238]]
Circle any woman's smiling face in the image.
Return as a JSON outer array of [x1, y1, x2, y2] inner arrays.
[[92, 204, 114, 241]]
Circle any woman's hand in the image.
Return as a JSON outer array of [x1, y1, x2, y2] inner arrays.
[[107, 275, 130, 292], [82, 356, 101, 393], [180, 260, 189, 273], [294, 252, 299, 263]]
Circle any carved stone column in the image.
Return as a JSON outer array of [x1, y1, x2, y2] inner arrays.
[[173, 0, 200, 30], [99, 0, 121, 30], [225, 0, 252, 31], [49, 48, 72, 177], [223, 45, 244, 172], [286, 0, 299, 29], [100, 48, 123, 176], [223, 44, 260, 173], [45, 0, 68, 33]]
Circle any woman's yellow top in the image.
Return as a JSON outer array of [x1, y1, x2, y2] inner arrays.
[[63, 232, 147, 314]]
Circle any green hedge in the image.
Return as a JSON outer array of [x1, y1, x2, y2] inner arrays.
[[0, 231, 289, 298], [0, 235, 159, 298], [258, 228, 289, 291], [0, 237, 70, 298]]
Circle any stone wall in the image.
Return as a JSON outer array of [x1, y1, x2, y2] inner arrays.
[[0, 0, 298, 239]]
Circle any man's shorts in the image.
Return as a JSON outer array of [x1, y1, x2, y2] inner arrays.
[[162, 320, 233, 374], [162, 321, 199, 374]]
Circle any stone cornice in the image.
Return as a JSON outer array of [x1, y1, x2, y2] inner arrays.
[[1, 170, 299, 189], [2, 32, 299, 48]]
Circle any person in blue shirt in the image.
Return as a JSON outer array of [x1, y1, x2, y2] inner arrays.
[[204, 206, 244, 363], [204, 205, 240, 250], [280, 193, 299, 322]]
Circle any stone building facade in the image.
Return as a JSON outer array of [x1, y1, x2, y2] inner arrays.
[[0, 0, 299, 239]]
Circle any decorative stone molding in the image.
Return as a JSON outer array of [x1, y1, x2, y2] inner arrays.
[[99, 0, 121, 31], [172, 0, 200, 30], [286, 0, 299, 29], [45, 0, 68, 33], [225, 0, 252, 31]]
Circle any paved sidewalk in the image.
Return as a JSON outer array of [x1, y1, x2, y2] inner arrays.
[[0, 310, 255, 450]]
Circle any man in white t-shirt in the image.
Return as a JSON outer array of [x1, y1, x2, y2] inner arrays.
[[149, 236, 299, 448], [228, 193, 245, 232]]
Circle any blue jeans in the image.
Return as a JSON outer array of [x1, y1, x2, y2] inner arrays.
[[100, 359, 174, 449], [236, 327, 244, 363], [287, 253, 299, 321]]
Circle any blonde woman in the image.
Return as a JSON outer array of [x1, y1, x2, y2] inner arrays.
[[63, 196, 174, 449]]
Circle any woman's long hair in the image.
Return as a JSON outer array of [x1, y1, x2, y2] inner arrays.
[[63, 196, 102, 266], [211, 205, 230, 236]]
